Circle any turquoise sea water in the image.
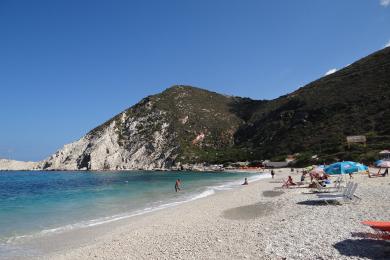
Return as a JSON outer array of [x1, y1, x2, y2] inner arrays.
[[0, 170, 267, 250]]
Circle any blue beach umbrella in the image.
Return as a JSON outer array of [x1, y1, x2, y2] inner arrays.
[[354, 162, 369, 172], [324, 161, 367, 175]]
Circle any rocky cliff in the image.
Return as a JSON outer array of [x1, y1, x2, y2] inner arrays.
[[38, 86, 250, 170]]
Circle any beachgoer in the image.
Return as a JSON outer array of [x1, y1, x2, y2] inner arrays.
[[175, 179, 181, 192], [300, 172, 306, 182], [349, 173, 353, 179], [271, 170, 275, 179], [321, 173, 329, 180], [382, 168, 389, 177], [242, 178, 248, 185], [287, 176, 296, 186]]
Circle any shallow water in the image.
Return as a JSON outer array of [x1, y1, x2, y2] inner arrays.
[[0, 170, 266, 250]]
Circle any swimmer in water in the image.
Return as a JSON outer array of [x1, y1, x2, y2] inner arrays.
[[175, 179, 181, 192]]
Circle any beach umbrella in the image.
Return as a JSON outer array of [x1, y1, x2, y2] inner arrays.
[[375, 160, 390, 168], [324, 161, 367, 175], [354, 162, 369, 172]]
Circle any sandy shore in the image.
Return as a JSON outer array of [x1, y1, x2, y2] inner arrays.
[[24, 168, 390, 259]]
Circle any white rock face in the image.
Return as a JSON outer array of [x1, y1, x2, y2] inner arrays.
[[38, 110, 178, 171], [0, 159, 38, 171], [1, 86, 243, 171]]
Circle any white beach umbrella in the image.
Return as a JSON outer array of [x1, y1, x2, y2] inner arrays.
[[376, 160, 390, 168]]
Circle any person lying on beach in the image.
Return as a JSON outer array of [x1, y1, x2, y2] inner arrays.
[[368, 169, 383, 178], [175, 179, 181, 192], [242, 178, 248, 185]]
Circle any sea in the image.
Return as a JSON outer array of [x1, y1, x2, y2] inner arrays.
[[0, 170, 269, 256]]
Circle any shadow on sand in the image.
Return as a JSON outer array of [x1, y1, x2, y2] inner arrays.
[[296, 200, 340, 206], [262, 190, 284, 197], [222, 202, 274, 220], [333, 239, 390, 259]]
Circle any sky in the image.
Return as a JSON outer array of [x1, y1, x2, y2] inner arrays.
[[1, 0, 390, 161]]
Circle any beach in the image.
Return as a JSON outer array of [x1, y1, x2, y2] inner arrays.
[[18, 168, 386, 260]]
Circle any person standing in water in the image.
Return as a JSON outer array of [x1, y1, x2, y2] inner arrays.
[[242, 178, 248, 185], [271, 170, 275, 179], [175, 179, 181, 192]]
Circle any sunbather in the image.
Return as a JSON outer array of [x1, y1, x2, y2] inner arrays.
[[287, 176, 296, 186]]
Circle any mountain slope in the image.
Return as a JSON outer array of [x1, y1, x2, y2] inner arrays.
[[235, 47, 390, 162], [36, 46, 390, 170], [39, 86, 260, 170]]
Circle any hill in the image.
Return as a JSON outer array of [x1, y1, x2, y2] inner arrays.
[[235, 47, 390, 164], [30, 46, 390, 170]]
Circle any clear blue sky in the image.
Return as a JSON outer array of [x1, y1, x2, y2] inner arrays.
[[1, 0, 390, 161]]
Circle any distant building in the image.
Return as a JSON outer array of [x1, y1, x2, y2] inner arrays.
[[263, 161, 289, 168], [346, 135, 366, 148]]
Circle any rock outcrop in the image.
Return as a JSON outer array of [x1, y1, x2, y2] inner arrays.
[[38, 86, 245, 170], [0, 159, 38, 171]]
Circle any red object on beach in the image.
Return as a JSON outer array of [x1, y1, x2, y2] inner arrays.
[[362, 221, 390, 232]]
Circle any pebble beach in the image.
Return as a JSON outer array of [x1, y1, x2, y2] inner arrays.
[[30, 168, 390, 259]]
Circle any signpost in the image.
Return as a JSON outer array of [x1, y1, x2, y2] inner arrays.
[[346, 135, 366, 148]]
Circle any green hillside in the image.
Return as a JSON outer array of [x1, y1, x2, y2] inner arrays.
[[235, 47, 390, 164]]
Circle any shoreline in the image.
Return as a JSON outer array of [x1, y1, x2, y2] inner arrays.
[[5, 168, 390, 259], [2, 171, 270, 259]]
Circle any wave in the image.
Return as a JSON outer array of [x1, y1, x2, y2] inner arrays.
[[5, 172, 270, 244]]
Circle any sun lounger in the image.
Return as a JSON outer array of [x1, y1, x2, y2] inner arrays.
[[362, 221, 390, 240], [362, 221, 390, 232], [368, 169, 388, 178], [316, 182, 352, 198], [313, 182, 359, 204]]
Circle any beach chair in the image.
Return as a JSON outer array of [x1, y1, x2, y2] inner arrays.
[[362, 221, 390, 240], [316, 182, 352, 199], [313, 182, 359, 204], [311, 176, 345, 193]]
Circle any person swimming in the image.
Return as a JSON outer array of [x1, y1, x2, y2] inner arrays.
[[175, 179, 181, 192]]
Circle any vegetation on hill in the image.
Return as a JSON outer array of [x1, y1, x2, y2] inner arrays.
[[235, 47, 390, 164], [85, 47, 390, 167]]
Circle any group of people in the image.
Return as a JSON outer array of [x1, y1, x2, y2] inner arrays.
[[282, 169, 331, 188], [174, 165, 389, 193]]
